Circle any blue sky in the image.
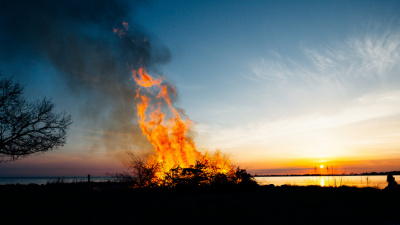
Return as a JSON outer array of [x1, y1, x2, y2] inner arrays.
[[1, 0, 400, 176]]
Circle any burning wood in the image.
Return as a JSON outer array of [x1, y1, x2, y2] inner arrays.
[[112, 22, 252, 187], [133, 67, 236, 185]]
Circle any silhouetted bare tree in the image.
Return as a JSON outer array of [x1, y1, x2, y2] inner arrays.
[[0, 75, 72, 161]]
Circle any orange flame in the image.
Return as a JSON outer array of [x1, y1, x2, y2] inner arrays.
[[133, 67, 232, 179]]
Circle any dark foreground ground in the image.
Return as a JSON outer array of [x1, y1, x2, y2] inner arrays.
[[1, 183, 399, 225]]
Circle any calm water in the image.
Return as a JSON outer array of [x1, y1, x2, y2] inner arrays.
[[0, 176, 109, 185], [1, 175, 398, 189], [254, 175, 400, 189]]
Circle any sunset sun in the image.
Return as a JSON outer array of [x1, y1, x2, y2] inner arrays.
[[320, 165, 324, 169]]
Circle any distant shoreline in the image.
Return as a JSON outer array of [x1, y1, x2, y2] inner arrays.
[[254, 171, 400, 177]]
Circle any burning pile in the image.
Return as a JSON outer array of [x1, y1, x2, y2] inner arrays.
[[112, 22, 253, 187], [132, 67, 236, 186]]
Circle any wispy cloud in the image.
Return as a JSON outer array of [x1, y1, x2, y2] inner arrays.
[[347, 31, 400, 78], [251, 59, 290, 82], [250, 29, 400, 89]]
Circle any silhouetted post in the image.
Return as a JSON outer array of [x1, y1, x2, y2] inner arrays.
[[88, 174, 91, 183]]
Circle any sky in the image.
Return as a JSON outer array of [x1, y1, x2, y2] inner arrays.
[[1, 0, 400, 176]]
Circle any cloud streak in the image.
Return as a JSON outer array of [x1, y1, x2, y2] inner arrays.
[[251, 29, 400, 89]]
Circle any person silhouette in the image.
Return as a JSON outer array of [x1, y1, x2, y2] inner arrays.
[[384, 173, 398, 190]]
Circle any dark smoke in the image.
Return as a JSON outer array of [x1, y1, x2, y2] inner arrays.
[[0, 0, 171, 152]]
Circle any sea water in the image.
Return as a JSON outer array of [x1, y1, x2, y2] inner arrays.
[[254, 175, 400, 189], [1, 175, 398, 189], [0, 176, 109, 185]]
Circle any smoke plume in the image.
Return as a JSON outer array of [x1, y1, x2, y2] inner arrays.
[[0, 0, 172, 152]]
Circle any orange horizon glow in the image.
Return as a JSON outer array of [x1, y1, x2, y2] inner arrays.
[[234, 155, 400, 175]]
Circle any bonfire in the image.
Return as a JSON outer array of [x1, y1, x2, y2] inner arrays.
[[114, 22, 254, 187], [132, 67, 240, 187]]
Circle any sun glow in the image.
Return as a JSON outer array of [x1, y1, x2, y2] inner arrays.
[[320, 165, 324, 169]]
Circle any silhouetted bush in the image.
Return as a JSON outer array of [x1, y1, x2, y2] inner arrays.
[[110, 153, 258, 189], [235, 167, 259, 187]]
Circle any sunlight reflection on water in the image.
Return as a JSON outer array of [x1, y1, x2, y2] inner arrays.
[[254, 175, 400, 189]]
